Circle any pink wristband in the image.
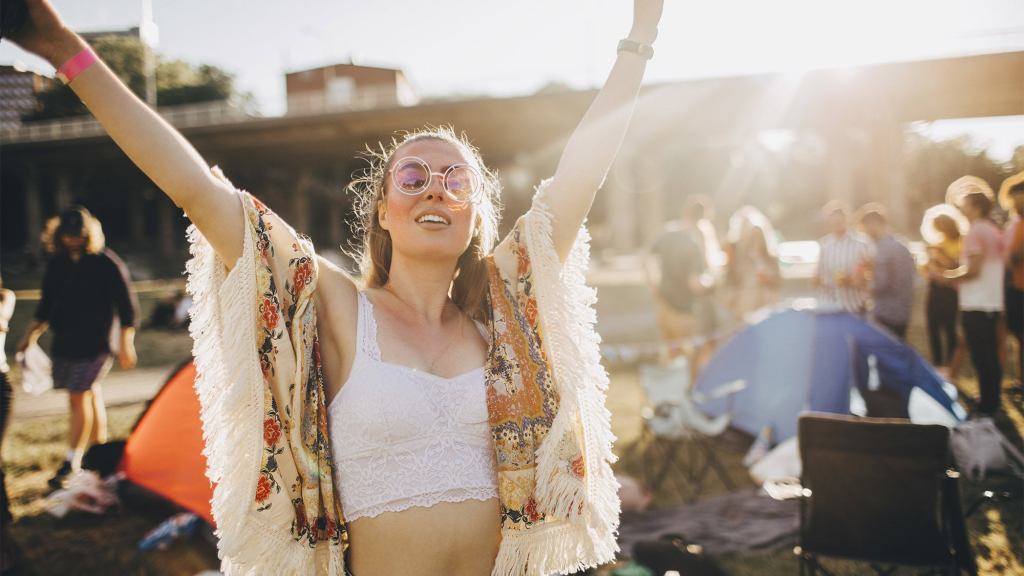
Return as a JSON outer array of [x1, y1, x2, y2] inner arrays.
[[56, 47, 97, 85]]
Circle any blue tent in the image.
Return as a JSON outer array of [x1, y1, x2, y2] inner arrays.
[[694, 309, 965, 441]]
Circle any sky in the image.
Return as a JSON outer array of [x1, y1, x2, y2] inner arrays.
[[2, 0, 1023, 159]]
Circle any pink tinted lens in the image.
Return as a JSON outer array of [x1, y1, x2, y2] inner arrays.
[[394, 160, 429, 193], [445, 166, 480, 201]]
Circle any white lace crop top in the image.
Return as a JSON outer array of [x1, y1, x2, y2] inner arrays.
[[327, 292, 498, 522]]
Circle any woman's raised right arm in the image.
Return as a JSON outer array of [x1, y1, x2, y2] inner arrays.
[[8, 0, 243, 265]]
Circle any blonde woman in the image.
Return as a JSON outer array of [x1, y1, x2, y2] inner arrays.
[[7, 0, 663, 573], [920, 204, 967, 374], [17, 207, 138, 489], [724, 205, 780, 322]]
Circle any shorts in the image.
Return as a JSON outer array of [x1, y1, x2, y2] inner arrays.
[[658, 289, 695, 315], [693, 296, 719, 336], [52, 354, 112, 393]]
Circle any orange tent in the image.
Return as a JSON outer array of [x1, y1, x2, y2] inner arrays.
[[119, 360, 214, 525]]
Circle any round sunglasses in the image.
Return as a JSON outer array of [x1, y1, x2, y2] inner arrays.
[[389, 156, 482, 204]]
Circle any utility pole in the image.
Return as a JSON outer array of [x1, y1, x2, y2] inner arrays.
[[140, 0, 159, 106]]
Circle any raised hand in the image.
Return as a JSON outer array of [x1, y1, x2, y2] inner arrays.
[[4, 0, 80, 66], [540, 0, 665, 260], [3, 0, 245, 268]]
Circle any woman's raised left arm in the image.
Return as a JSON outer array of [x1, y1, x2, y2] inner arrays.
[[544, 0, 663, 260]]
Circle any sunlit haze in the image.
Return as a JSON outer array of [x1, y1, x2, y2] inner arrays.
[[1, 0, 1022, 157]]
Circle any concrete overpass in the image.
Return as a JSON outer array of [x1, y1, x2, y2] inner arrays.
[[2, 50, 1021, 267]]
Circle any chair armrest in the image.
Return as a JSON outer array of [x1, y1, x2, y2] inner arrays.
[[642, 401, 681, 421], [692, 379, 747, 404], [762, 477, 804, 501]]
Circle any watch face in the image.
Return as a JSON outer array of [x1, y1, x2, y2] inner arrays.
[[618, 39, 654, 60]]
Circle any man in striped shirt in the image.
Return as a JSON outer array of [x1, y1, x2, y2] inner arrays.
[[815, 201, 874, 315]]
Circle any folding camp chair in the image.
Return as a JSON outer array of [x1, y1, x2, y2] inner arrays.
[[638, 358, 746, 502], [796, 413, 976, 576]]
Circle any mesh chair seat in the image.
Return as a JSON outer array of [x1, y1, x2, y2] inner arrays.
[[637, 359, 745, 501]]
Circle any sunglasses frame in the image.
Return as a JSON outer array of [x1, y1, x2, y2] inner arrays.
[[389, 156, 482, 204]]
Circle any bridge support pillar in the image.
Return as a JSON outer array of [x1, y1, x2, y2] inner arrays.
[[24, 165, 43, 258]]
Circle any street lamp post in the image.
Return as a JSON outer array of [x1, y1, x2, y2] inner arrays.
[[140, 0, 159, 107]]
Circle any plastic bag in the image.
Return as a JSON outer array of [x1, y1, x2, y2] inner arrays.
[[16, 342, 53, 395], [750, 437, 801, 485], [45, 470, 120, 517]]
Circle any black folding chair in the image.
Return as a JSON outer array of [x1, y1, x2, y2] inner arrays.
[[797, 413, 976, 576]]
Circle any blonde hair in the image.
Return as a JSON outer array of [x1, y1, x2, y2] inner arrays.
[[920, 203, 968, 246], [726, 205, 777, 257], [945, 175, 994, 207], [41, 206, 106, 256], [998, 170, 1024, 212], [347, 126, 502, 322]]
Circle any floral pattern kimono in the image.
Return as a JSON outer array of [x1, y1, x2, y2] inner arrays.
[[186, 169, 619, 575]]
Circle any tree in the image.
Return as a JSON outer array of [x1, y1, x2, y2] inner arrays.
[[24, 35, 241, 121], [1010, 145, 1024, 174], [905, 133, 1012, 203]]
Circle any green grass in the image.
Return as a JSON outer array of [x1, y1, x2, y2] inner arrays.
[[2, 404, 219, 576], [601, 369, 1024, 576]]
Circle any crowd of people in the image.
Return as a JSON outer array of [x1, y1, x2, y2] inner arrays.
[[645, 173, 1024, 417], [643, 196, 780, 380]]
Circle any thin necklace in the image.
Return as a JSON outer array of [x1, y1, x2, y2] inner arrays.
[[382, 284, 464, 373]]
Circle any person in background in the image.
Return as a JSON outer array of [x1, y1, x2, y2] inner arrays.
[[0, 276, 18, 572], [145, 289, 191, 330], [943, 186, 1006, 415], [645, 197, 714, 372], [689, 195, 725, 372], [920, 205, 968, 377], [815, 201, 874, 315], [999, 174, 1024, 388], [724, 205, 781, 322], [858, 204, 915, 339], [16, 207, 138, 488]]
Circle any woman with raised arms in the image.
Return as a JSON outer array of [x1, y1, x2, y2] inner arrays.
[[7, 1, 664, 573]]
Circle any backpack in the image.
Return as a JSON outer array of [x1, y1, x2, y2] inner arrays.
[[950, 417, 1024, 482], [632, 534, 727, 576]]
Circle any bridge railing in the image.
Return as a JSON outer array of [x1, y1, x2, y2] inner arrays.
[[0, 99, 257, 144]]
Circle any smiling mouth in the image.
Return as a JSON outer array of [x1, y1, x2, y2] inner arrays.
[[415, 214, 450, 225]]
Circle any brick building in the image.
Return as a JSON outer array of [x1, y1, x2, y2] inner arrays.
[[285, 62, 418, 115]]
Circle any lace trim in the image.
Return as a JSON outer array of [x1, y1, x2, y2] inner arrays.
[[347, 487, 498, 522], [358, 291, 382, 361], [358, 291, 489, 373]]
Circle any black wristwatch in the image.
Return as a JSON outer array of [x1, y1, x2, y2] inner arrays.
[[617, 39, 655, 61]]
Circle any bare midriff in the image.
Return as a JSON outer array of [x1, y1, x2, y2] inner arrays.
[[345, 498, 502, 576]]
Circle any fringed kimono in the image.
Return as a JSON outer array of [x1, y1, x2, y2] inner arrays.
[[186, 169, 620, 575]]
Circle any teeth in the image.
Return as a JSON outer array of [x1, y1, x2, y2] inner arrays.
[[416, 214, 449, 225]]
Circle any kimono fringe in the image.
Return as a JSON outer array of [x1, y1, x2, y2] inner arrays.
[[492, 521, 617, 576], [185, 183, 343, 575], [519, 180, 621, 556]]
